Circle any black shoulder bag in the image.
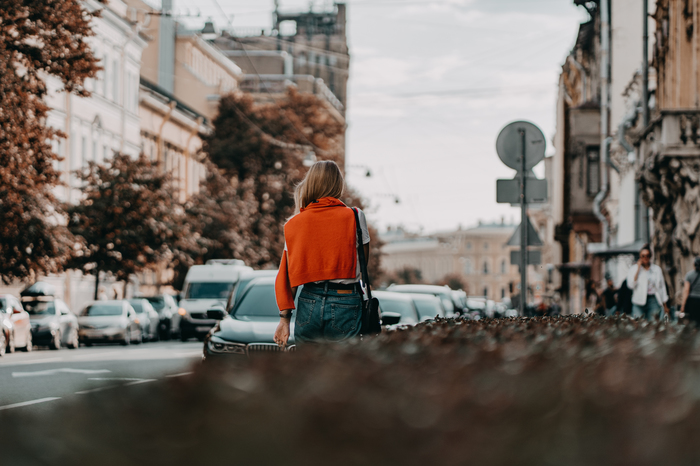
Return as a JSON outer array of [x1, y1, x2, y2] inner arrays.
[[351, 208, 381, 335]]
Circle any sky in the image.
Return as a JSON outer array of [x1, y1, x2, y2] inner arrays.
[[168, 0, 589, 234]]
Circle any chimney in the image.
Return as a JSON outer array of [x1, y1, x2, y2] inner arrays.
[[201, 20, 217, 41]]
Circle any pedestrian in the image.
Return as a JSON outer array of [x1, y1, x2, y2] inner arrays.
[[274, 160, 371, 346], [549, 293, 562, 316], [681, 257, 700, 326], [625, 244, 670, 320], [617, 278, 633, 315], [600, 274, 617, 316]]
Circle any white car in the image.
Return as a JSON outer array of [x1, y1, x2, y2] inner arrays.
[[179, 260, 253, 341]]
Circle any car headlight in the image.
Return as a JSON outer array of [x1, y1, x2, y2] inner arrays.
[[178, 307, 187, 316], [207, 335, 246, 354]]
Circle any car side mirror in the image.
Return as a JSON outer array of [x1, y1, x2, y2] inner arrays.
[[381, 312, 402, 326], [207, 305, 226, 321]]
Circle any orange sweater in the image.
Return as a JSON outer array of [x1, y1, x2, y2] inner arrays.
[[275, 197, 357, 310]]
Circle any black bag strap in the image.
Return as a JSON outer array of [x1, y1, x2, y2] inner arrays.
[[351, 207, 372, 301], [690, 270, 700, 292]]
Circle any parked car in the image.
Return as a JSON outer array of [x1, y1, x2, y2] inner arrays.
[[373, 291, 419, 326], [179, 261, 253, 341], [78, 300, 142, 346], [408, 293, 445, 321], [22, 298, 79, 350], [387, 284, 456, 317], [226, 270, 279, 311], [203, 276, 290, 361], [0, 294, 33, 352], [144, 294, 180, 340], [128, 299, 160, 342]]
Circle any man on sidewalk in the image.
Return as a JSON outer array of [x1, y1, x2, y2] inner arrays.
[[600, 274, 618, 316]]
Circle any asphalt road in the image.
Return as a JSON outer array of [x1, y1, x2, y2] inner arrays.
[[0, 341, 203, 413]]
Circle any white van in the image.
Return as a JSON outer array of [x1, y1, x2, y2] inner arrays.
[[179, 260, 253, 341]]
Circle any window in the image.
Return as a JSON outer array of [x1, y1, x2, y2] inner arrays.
[[483, 261, 489, 275], [501, 260, 506, 274], [81, 136, 87, 168], [112, 59, 119, 102], [587, 147, 600, 195], [103, 145, 109, 163], [501, 288, 506, 299], [104, 58, 110, 98], [466, 242, 472, 250], [484, 242, 489, 251], [463, 258, 473, 275], [483, 286, 488, 298]]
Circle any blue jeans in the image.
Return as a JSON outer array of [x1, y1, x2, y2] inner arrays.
[[294, 283, 363, 344], [632, 297, 662, 320]]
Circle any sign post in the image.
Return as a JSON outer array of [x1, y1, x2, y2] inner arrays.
[[495, 121, 546, 316]]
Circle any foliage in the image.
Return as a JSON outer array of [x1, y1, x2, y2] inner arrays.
[[4, 315, 700, 465], [0, 0, 99, 283], [386, 267, 424, 285], [436, 273, 466, 291], [67, 153, 190, 282], [200, 89, 345, 270]]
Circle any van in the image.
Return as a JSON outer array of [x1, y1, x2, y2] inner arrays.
[[179, 261, 253, 341]]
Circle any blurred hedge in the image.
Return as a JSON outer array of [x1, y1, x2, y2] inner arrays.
[[5, 315, 700, 466]]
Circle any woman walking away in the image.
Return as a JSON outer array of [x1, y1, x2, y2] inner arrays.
[[274, 161, 370, 347], [626, 244, 670, 320], [681, 257, 700, 326]]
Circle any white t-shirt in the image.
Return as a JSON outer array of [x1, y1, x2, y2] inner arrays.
[[285, 208, 371, 284]]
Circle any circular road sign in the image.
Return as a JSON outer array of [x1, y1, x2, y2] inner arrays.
[[496, 120, 546, 172]]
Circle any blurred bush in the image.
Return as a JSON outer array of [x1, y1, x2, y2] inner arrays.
[[4, 315, 700, 466]]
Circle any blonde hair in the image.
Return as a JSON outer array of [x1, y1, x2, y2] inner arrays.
[[295, 160, 345, 212]]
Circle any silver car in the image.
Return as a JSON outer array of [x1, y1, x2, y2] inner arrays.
[[128, 299, 160, 342], [78, 301, 142, 346]]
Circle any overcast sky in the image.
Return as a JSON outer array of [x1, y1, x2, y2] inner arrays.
[[170, 0, 588, 233]]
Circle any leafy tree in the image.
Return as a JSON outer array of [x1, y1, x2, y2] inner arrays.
[[67, 153, 190, 294], [0, 0, 100, 283], [201, 89, 345, 269], [387, 267, 424, 286], [436, 273, 466, 291]]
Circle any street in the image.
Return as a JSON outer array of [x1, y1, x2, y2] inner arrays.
[[0, 342, 202, 412]]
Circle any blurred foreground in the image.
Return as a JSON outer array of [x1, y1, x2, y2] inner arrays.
[[3, 315, 700, 466]]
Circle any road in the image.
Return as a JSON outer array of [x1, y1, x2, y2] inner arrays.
[[0, 341, 202, 413]]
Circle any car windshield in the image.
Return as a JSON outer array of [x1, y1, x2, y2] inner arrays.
[[413, 298, 442, 320], [0, 298, 6, 310], [129, 301, 144, 313], [230, 278, 254, 308], [145, 297, 165, 310], [82, 304, 123, 316], [377, 298, 415, 320], [234, 284, 278, 317], [186, 282, 233, 300], [23, 301, 56, 316]]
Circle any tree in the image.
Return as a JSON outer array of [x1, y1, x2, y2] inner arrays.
[[0, 0, 100, 283], [386, 267, 424, 285], [201, 89, 345, 269], [67, 153, 190, 295], [436, 273, 466, 291]]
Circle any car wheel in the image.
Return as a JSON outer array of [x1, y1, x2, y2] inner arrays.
[[21, 331, 33, 352], [152, 328, 160, 342], [134, 329, 142, 345], [121, 329, 131, 346], [0, 332, 5, 357], [67, 328, 79, 349], [49, 330, 61, 350], [7, 331, 15, 354], [84, 340, 92, 347]]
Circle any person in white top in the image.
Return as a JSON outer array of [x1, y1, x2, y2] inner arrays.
[[625, 244, 669, 320]]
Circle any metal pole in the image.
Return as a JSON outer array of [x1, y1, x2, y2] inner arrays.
[[520, 129, 528, 316], [642, 0, 649, 128]]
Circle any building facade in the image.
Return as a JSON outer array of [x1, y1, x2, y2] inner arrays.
[[381, 222, 542, 302]]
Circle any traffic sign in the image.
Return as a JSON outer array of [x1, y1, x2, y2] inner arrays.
[[496, 177, 548, 204], [507, 216, 543, 246], [496, 121, 546, 172], [510, 250, 541, 266]]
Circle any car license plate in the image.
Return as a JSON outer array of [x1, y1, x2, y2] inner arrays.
[[196, 326, 211, 332]]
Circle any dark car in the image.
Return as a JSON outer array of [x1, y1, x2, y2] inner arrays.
[[225, 270, 278, 312], [203, 277, 292, 361], [22, 298, 79, 350], [144, 294, 180, 340]]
